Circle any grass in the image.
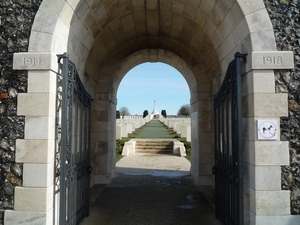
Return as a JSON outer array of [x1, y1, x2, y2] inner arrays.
[[135, 120, 173, 138], [116, 153, 123, 162], [115, 124, 148, 162], [162, 122, 191, 161], [127, 126, 145, 138], [115, 120, 191, 162]]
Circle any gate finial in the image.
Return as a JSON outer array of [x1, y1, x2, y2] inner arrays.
[[234, 52, 247, 62], [57, 52, 69, 63]]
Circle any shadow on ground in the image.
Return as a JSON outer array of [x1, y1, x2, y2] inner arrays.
[[81, 174, 221, 225], [80, 154, 221, 225]]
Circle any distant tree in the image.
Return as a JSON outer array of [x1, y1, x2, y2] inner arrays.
[[143, 110, 149, 118], [177, 104, 191, 116], [161, 110, 167, 118], [119, 107, 130, 117], [116, 110, 120, 119]]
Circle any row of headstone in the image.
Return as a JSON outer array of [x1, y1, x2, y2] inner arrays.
[[116, 118, 151, 139], [159, 118, 191, 142]]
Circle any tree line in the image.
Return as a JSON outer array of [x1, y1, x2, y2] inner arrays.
[[116, 104, 191, 118]]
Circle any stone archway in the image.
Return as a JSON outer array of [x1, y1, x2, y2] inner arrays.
[[7, 0, 297, 224]]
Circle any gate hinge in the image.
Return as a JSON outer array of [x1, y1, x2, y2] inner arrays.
[[87, 166, 93, 174], [234, 52, 248, 62], [212, 166, 217, 175]]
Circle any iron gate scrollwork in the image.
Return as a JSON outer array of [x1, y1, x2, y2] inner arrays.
[[55, 53, 93, 225], [213, 52, 247, 225]]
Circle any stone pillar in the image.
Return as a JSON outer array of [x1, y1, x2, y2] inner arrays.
[[243, 69, 290, 224], [4, 53, 58, 224], [92, 92, 116, 184], [190, 93, 214, 186], [242, 51, 294, 224]]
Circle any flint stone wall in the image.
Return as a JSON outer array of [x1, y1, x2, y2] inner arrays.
[[0, 0, 41, 223], [264, 0, 300, 215]]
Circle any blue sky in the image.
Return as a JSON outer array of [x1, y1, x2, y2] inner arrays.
[[117, 62, 190, 115]]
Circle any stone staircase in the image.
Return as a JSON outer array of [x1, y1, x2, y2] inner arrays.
[[135, 139, 173, 154], [122, 139, 186, 156]]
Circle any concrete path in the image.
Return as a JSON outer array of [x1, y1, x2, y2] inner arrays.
[[116, 154, 191, 176], [80, 154, 221, 225]]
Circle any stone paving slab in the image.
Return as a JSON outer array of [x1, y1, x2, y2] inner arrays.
[[80, 154, 221, 225], [116, 154, 191, 176], [81, 175, 222, 225]]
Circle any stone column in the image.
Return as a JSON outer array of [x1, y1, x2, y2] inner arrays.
[[4, 52, 58, 224], [190, 92, 214, 186], [92, 91, 117, 184]]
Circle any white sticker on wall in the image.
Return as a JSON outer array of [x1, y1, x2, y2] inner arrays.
[[257, 120, 278, 140]]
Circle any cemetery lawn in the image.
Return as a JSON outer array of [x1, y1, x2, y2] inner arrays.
[[135, 120, 173, 138], [116, 120, 191, 161]]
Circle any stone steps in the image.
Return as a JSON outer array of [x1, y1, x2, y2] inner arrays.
[[135, 140, 173, 154]]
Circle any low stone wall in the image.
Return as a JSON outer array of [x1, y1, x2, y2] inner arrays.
[[121, 139, 136, 155], [122, 139, 186, 156], [173, 140, 186, 156], [122, 115, 144, 119]]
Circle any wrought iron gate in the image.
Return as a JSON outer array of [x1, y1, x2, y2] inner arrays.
[[213, 52, 247, 225], [55, 53, 93, 225]]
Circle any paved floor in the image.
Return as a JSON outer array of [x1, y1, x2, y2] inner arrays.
[[80, 154, 222, 225], [116, 154, 191, 175]]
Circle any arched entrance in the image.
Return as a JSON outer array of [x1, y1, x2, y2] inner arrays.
[[93, 49, 200, 185], [7, 0, 296, 224]]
